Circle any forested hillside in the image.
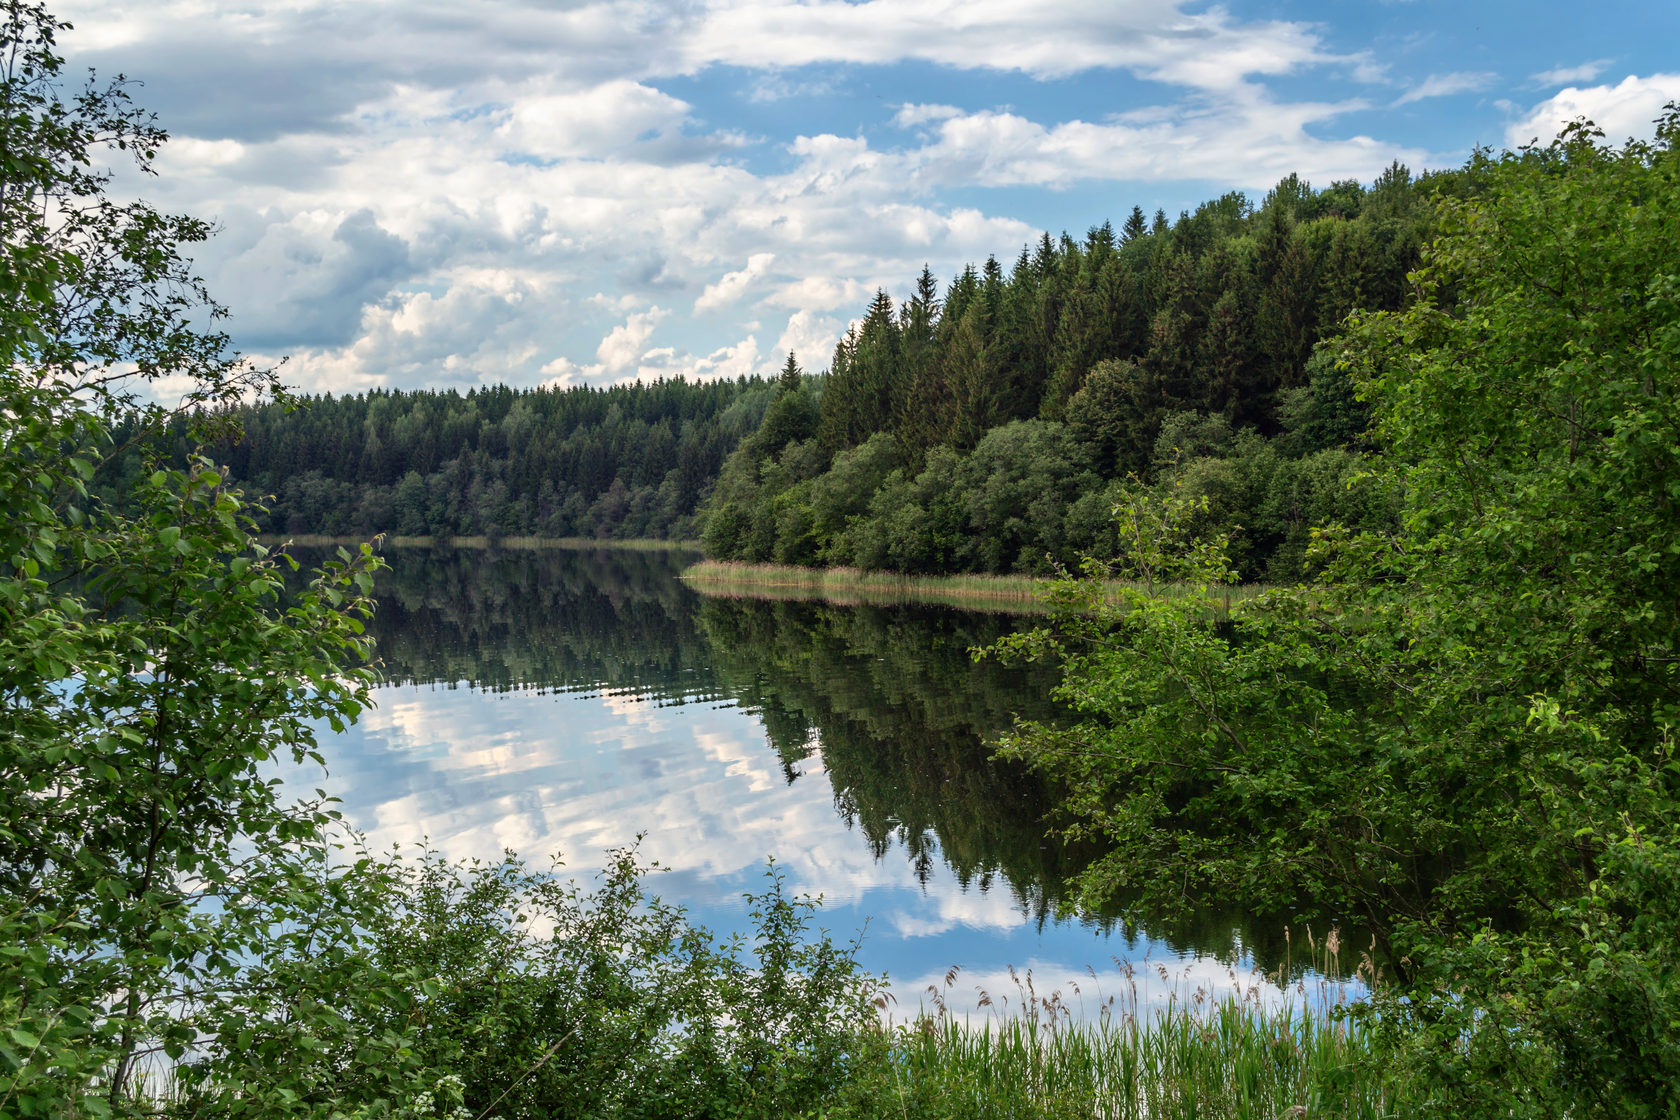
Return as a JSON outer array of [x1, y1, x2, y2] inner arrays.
[[201, 377, 775, 539], [703, 165, 1464, 581], [202, 164, 1465, 578]]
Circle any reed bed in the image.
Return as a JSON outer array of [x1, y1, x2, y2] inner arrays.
[[681, 559, 1266, 615], [261, 534, 701, 551], [822, 952, 1411, 1120], [854, 999, 1405, 1120]]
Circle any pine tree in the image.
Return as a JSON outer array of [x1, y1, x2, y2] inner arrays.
[[1122, 205, 1148, 243], [778, 351, 803, 395], [893, 267, 943, 460], [946, 308, 997, 449]]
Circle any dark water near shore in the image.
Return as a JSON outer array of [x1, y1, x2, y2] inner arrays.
[[286, 544, 1331, 1014]]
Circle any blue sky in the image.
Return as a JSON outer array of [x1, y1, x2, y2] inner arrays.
[[58, 0, 1680, 396]]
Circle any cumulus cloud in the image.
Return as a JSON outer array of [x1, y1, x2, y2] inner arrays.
[[269, 267, 552, 392], [676, 0, 1339, 89], [56, 0, 1438, 392], [899, 97, 1428, 190], [695, 253, 777, 313], [1531, 60, 1613, 87], [633, 335, 766, 383], [893, 103, 964, 129], [62, 0, 1346, 121], [1507, 74, 1680, 147], [596, 307, 671, 372], [205, 208, 413, 352], [1393, 71, 1497, 106], [494, 79, 694, 160], [772, 310, 844, 370]]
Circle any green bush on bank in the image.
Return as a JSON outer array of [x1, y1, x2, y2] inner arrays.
[[164, 848, 884, 1120], [986, 115, 1680, 1116], [702, 369, 1397, 584]]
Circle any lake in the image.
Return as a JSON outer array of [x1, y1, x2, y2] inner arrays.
[[286, 543, 1335, 1017]]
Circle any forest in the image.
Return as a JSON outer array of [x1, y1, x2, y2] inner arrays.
[[178, 376, 772, 541], [702, 170, 1438, 581], [193, 162, 1450, 583]]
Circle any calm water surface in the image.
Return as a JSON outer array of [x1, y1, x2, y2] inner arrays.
[[289, 545, 1319, 1014]]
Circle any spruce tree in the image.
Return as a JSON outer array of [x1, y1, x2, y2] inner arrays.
[[778, 351, 803, 394], [1122, 205, 1148, 243]]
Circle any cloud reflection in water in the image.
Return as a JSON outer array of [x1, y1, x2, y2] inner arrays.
[[281, 545, 1334, 1012]]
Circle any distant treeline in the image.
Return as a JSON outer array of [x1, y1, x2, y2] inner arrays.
[[178, 163, 1469, 577], [202, 377, 775, 540], [703, 164, 1465, 581]]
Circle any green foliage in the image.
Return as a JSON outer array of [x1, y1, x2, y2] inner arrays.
[[987, 115, 1680, 1114], [172, 376, 771, 542], [820, 1000, 1415, 1120], [169, 846, 883, 1120], [699, 166, 1442, 577], [0, 3, 387, 1112], [804, 955, 1418, 1120], [0, 13, 891, 1115], [1274, 344, 1373, 456]]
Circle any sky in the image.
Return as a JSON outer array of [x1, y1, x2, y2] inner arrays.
[[55, 0, 1680, 397]]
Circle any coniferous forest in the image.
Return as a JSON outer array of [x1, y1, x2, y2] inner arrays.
[[200, 164, 1451, 582], [198, 377, 772, 541], [702, 169, 1437, 581]]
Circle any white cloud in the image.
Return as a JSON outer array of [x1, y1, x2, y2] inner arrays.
[[883, 886, 1028, 939], [157, 136, 248, 174], [494, 79, 693, 160], [538, 357, 585, 389], [199, 207, 412, 351], [747, 73, 840, 104], [893, 103, 964, 129], [772, 310, 843, 370], [56, 0, 1444, 394], [632, 334, 766, 383], [761, 275, 868, 313], [1507, 74, 1680, 147], [1348, 54, 1390, 85], [676, 0, 1339, 90], [1393, 71, 1497, 106], [262, 267, 556, 392], [1531, 60, 1612, 87], [890, 954, 1307, 1021], [61, 0, 1347, 95], [695, 252, 776, 313], [596, 307, 670, 372], [588, 292, 647, 313], [901, 97, 1428, 190]]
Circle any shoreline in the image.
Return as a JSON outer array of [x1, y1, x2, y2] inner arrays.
[[679, 558, 1263, 614], [260, 534, 701, 552]]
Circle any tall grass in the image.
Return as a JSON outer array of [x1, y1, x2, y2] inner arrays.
[[820, 950, 1413, 1120], [855, 999, 1403, 1120], [261, 534, 701, 551], [682, 559, 1266, 615]]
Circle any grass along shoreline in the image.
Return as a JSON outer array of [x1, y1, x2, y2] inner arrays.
[[828, 943, 1406, 1120], [847, 999, 1408, 1120], [260, 534, 701, 551], [680, 558, 1266, 614]]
